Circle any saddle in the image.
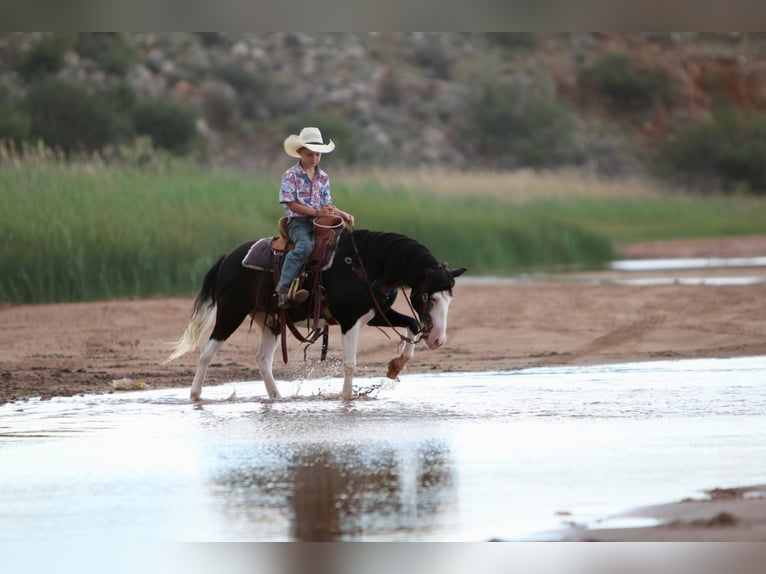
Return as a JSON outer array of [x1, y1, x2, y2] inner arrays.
[[241, 215, 344, 273]]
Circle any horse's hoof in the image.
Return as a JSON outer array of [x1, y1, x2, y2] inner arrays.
[[190, 392, 201, 402], [387, 357, 407, 379]]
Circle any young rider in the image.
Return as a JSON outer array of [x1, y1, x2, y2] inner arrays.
[[275, 126, 354, 309]]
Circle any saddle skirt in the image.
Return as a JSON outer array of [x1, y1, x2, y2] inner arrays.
[[241, 236, 277, 271]]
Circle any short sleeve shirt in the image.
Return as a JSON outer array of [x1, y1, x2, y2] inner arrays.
[[279, 162, 332, 218]]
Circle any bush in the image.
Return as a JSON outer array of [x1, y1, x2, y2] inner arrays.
[[412, 42, 454, 80], [578, 52, 673, 112], [462, 74, 582, 169], [212, 64, 270, 119], [486, 33, 539, 51], [0, 87, 30, 144], [76, 33, 137, 76], [17, 34, 77, 80], [195, 32, 226, 47], [132, 97, 201, 154], [202, 87, 239, 131], [27, 78, 133, 153], [660, 108, 766, 192]]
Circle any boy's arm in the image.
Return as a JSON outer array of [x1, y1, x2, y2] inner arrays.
[[285, 201, 322, 217], [333, 208, 354, 226], [285, 201, 354, 225]]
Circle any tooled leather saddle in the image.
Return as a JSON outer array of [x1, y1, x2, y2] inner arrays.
[[241, 215, 343, 273]]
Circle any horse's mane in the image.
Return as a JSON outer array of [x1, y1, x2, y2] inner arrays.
[[341, 229, 453, 292]]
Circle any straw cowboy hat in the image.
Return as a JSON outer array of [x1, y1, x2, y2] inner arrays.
[[284, 127, 335, 158]]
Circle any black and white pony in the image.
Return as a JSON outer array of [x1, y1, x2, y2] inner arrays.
[[166, 228, 466, 401]]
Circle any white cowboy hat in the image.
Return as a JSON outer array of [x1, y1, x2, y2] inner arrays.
[[284, 127, 335, 158]]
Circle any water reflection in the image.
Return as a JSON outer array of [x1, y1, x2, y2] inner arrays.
[[210, 441, 455, 541], [2, 358, 766, 541]]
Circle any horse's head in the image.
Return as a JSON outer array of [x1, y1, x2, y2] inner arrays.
[[412, 265, 467, 350]]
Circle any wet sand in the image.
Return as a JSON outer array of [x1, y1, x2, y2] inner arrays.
[[2, 235, 766, 541], [556, 485, 766, 542]]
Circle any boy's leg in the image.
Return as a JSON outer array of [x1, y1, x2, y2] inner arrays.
[[276, 218, 314, 307]]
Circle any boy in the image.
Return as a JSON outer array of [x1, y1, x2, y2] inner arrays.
[[276, 127, 354, 309]]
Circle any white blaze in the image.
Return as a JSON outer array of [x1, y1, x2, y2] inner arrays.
[[426, 290, 453, 350]]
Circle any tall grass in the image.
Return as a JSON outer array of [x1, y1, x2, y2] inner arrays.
[[3, 150, 766, 303], [1, 168, 277, 302]]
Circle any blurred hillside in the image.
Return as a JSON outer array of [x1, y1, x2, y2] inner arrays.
[[3, 32, 766, 189]]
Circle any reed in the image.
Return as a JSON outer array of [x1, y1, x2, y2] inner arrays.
[[3, 149, 766, 303]]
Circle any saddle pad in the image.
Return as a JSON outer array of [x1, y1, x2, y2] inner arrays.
[[242, 237, 275, 271]]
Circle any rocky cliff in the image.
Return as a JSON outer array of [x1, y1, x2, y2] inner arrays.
[[2, 32, 766, 174]]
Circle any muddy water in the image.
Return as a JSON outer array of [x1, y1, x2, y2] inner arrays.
[[1, 356, 765, 541]]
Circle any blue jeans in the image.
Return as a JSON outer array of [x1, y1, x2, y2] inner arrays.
[[276, 217, 315, 292]]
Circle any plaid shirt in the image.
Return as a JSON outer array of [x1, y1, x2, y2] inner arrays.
[[279, 162, 332, 218]]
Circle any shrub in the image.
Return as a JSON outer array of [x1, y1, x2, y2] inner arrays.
[[0, 87, 30, 145], [195, 32, 226, 47], [377, 71, 403, 107], [212, 64, 270, 119], [203, 87, 239, 131], [486, 33, 538, 51], [132, 97, 201, 154], [462, 74, 582, 169], [412, 42, 453, 80], [213, 63, 266, 94], [578, 52, 674, 112], [27, 78, 132, 153], [76, 33, 137, 76], [0, 106, 31, 146], [17, 34, 77, 80], [660, 108, 766, 192]]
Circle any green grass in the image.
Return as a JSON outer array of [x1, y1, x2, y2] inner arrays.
[[3, 154, 766, 303], [511, 195, 766, 244]]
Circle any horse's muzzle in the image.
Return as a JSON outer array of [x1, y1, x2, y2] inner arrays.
[[426, 332, 445, 350]]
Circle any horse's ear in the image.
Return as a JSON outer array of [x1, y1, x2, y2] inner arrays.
[[450, 267, 467, 278]]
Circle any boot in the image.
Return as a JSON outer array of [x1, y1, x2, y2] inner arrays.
[[292, 289, 309, 305], [286, 277, 309, 307], [276, 289, 309, 309]]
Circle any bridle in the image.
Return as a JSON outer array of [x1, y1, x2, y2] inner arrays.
[[408, 287, 434, 341], [348, 228, 435, 346]]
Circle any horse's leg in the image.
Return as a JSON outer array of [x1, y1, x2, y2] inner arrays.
[[190, 339, 224, 401], [341, 309, 375, 400], [190, 297, 252, 401], [367, 309, 420, 379], [253, 313, 282, 400], [387, 336, 417, 379]]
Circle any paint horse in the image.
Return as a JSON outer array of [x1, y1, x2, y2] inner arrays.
[[166, 227, 466, 401]]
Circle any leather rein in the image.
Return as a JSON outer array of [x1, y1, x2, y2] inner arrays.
[[347, 227, 432, 346]]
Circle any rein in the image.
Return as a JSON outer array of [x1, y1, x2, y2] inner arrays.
[[347, 227, 430, 345]]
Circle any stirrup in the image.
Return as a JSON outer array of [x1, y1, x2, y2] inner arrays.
[[277, 290, 308, 309], [288, 277, 309, 305], [277, 278, 309, 309]]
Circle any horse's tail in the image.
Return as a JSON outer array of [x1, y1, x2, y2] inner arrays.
[[165, 254, 225, 362]]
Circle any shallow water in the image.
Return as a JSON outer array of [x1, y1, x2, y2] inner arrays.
[[610, 256, 766, 272], [1, 356, 765, 541]]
